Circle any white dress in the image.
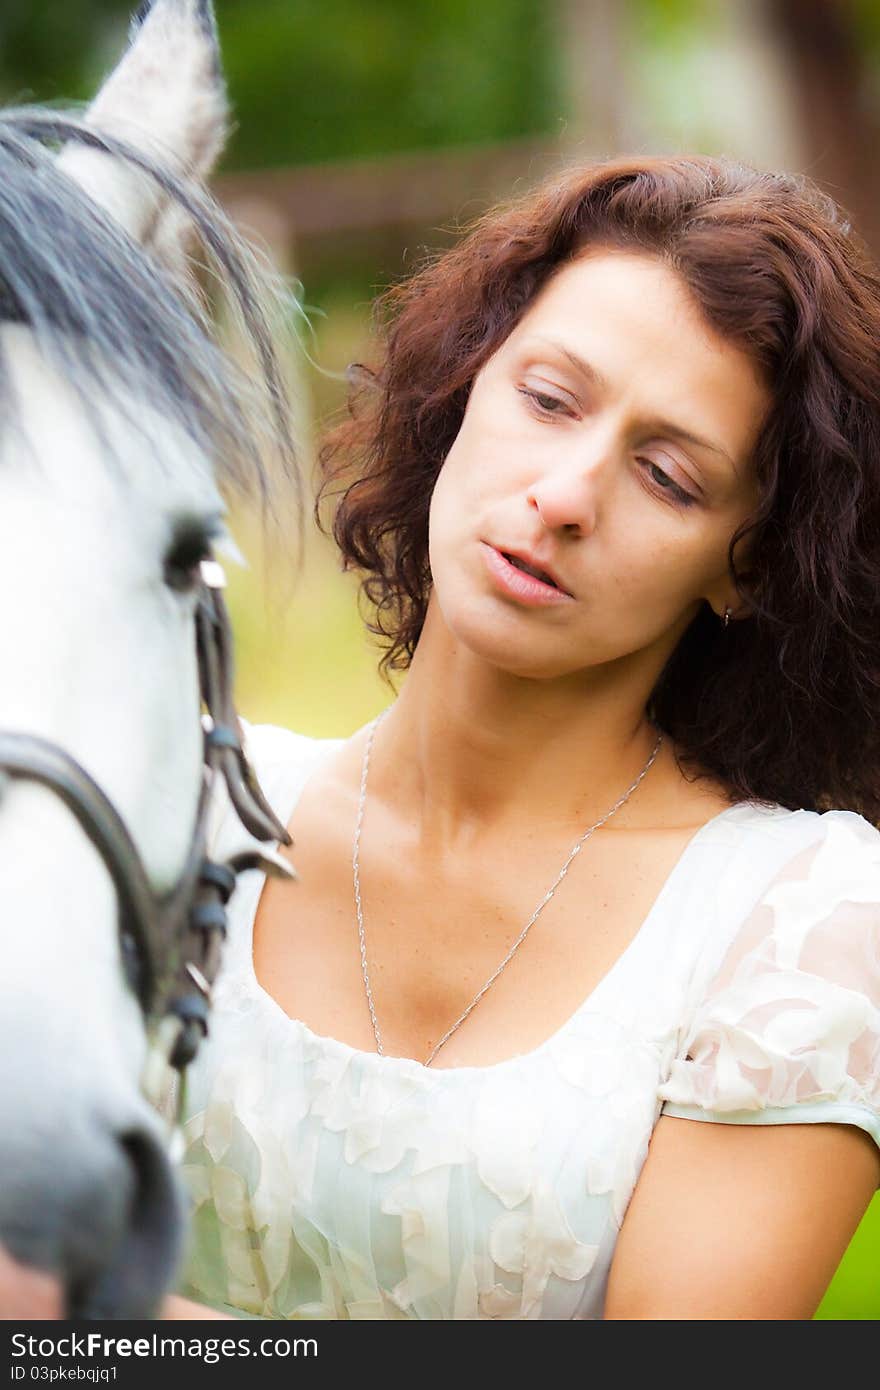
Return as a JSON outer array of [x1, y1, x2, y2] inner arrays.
[[170, 720, 880, 1320]]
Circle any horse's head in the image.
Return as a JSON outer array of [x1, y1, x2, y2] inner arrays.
[[0, 0, 299, 1318]]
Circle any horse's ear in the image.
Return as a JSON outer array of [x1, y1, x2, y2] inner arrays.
[[57, 0, 228, 251]]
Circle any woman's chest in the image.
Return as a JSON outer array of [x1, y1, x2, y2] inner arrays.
[[251, 794, 708, 1070]]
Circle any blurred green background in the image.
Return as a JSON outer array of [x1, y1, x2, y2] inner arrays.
[[3, 0, 878, 1318]]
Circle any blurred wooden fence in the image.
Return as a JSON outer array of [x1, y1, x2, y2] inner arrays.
[[215, 134, 571, 276]]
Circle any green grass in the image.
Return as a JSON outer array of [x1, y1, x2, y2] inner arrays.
[[225, 515, 393, 737], [815, 1191, 880, 1319]]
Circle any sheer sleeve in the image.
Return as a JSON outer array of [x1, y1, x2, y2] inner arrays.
[[657, 811, 880, 1163]]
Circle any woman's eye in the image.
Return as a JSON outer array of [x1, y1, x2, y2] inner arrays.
[[517, 386, 571, 417], [517, 386, 697, 510], [639, 459, 696, 509], [163, 526, 217, 593]]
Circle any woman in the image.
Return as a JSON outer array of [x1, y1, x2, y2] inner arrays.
[[165, 154, 880, 1320]]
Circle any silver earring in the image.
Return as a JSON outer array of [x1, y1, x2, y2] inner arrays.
[[722, 605, 731, 629]]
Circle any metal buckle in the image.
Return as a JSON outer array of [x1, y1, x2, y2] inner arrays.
[[198, 558, 227, 590]]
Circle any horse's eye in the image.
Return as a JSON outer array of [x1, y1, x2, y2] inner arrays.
[[163, 523, 217, 593]]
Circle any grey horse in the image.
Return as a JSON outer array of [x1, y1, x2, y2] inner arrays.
[[0, 0, 301, 1318]]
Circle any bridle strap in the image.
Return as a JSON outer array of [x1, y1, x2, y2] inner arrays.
[[194, 567, 290, 841], [0, 730, 195, 1014]]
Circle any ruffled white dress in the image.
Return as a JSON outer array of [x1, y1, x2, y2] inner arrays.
[[170, 720, 880, 1320]]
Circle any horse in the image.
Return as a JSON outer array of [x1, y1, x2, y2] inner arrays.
[[0, 0, 304, 1318]]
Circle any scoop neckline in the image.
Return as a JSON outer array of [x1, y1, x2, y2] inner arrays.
[[237, 733, 770, 1079]]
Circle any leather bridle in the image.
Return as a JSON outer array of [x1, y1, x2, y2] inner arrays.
[[0, 558, 293, 1124]]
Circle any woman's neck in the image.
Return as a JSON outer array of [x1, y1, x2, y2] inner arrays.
[[369, 606, 674, 847]]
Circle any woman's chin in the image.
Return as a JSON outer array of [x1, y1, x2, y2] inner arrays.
[[443, 615, 581, 681], [426, 581, 592, 679]]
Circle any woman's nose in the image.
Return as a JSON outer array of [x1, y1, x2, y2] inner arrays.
[[526, 459, 602, 535]]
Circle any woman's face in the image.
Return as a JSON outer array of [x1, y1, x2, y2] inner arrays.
[[427, 247, 772, 680]]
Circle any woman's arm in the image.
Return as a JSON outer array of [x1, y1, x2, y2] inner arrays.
[[0, 1249, 234, 1321], [160, 1293, 236, 1319], [0, 1244, 63, 1318], [605, 1113, 879, 1319]]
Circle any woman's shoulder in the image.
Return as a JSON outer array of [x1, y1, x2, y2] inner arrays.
[[745, 800, 880, 921], [721, 797, 880, 870], [238, 716, 345, 787], [734, 800, 880, 928], [662, 798, 880, 1000], [660, 799, 880, 1138], [206, 716, 347, 859], [699, 793, 879, 856], [660, 792, 880, 915], [238, 715, 352, 822], [703, 797, 880, 927], [679, 796, 880, 998]]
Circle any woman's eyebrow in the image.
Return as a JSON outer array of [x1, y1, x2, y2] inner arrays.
[[524, 335, 737, 470]]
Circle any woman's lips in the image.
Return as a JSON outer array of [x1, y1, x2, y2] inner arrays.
[[480, 543, 575, 607]]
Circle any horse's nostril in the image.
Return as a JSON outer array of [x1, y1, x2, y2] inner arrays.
[[0, 1118, 179, 1320], [67, 1125, 185, 1320]]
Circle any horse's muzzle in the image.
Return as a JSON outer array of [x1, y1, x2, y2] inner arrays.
[[0, 1111, 185, 1320]]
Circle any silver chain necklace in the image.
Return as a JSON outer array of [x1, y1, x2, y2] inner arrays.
[[352, 708, 663, 1067]]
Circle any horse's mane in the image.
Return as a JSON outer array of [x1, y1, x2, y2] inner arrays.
[[0, 106, 302, 537]]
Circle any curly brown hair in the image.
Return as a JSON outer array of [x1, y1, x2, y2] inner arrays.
[[315, 154, 880, 822]]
